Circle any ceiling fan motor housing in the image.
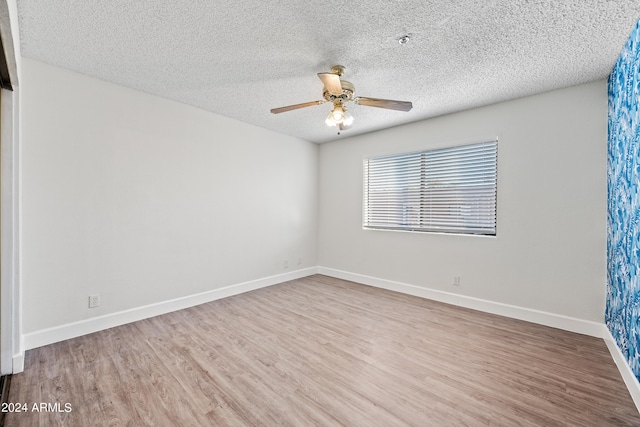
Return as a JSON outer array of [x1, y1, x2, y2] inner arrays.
[[323, 80, 355, 106]]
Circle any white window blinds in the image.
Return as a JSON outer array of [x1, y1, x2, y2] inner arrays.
[[363, 140, 497, 236]]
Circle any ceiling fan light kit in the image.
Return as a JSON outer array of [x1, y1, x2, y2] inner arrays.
[[271, 65, 412, 132], [325, 105, 354, 128]]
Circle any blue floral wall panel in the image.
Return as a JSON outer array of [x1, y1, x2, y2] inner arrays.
[[607, 18, 640, 380]]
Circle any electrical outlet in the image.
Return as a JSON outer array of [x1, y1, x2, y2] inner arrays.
[[453, 276, 461, 286], [297, 257, 302, 266], [283, 260, 289, 269], [89, 294, 101, 308]]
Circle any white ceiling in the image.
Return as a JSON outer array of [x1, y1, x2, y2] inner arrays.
[[15, 1, 640, 144]]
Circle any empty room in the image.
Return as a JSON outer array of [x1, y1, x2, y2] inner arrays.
[[1, 0, 640, 425]]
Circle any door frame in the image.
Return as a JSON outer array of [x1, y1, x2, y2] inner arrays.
[[0, 0, 21, 374], [1, 85, 19, 374]]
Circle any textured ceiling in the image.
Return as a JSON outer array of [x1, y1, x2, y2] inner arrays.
[[15, 1, 640, 143]]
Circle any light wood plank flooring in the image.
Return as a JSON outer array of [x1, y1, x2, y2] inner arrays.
[[6, 275, 640, 426]]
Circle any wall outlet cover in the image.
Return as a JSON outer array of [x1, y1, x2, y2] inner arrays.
[[89, 294, 101, 308]]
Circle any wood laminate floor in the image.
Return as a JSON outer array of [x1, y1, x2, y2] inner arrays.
[[6, 275, 640, 426]]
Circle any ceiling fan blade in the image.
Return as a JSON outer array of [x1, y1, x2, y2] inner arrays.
[[270, 100, 325, 114], [355, 97, 413, 112], [317, 73, 343, 95]]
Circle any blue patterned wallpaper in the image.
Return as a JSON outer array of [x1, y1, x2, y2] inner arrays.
[[607, 18, 640, 380]]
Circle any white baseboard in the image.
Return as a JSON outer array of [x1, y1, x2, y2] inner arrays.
[[317, 267, 605, 337], [603, 327, 640, 412], [22, 267, 318, 351], [12, 352, 24, 374]]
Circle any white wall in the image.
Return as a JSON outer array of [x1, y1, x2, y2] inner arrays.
[[318, 80, 607, 322], [20, 58, 318, 335]]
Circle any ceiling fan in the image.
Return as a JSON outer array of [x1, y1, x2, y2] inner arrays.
[[270, 65, 413, 131]]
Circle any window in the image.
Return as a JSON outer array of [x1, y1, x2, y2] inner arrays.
[[363, 140, 497, 236]]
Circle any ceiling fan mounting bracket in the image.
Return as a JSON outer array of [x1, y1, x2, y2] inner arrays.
[[330, 65, 345, 76]]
